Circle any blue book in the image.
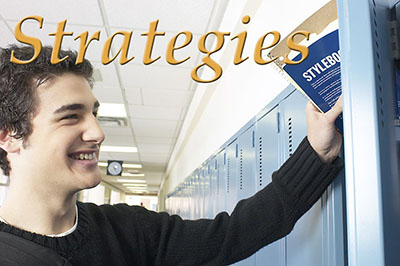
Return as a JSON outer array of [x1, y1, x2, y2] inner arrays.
[[282, 29, 343, 132]]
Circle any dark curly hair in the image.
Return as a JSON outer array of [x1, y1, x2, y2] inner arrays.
[[0, 45, 94, 176]]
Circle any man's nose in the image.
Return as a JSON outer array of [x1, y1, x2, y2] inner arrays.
[[82, 115, 105, 145]]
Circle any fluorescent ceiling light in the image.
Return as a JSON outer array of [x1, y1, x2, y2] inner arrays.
[[98, 162, 107, 167], [128, 188, 148, 191], [100, 146, 137, 153], [98, 103, 127, 117], [121, 173, 145, 177], [123, 163, 142, 169], [123, 184, 147, 187], [117, 179, 146, 183]]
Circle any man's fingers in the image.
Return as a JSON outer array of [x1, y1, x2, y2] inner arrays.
[[305, 100, 319, 113], [325, 96, 343, 122]]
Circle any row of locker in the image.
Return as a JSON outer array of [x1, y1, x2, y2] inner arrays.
[[166, 87, 347, 266]]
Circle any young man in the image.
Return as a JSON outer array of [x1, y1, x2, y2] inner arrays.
[[0, 45, 343, 266]]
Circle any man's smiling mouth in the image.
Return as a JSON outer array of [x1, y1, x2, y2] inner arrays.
[[69, 152, 97, 160]]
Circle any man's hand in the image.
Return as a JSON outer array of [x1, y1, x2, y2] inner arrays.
[[306, 97, 343, 163]]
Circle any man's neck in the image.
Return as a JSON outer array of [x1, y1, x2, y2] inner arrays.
[[0, 186, 77, 236]]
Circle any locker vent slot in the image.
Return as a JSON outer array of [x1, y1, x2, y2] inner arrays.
[[372, 0, 385, 128], [227, 158, 230, 193], [239, 149, 243, 190], [258, 136, 263, 187], [288, 117, 293, 156]]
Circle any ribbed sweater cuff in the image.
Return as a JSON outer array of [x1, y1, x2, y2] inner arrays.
[[272, 136, 344, 217]]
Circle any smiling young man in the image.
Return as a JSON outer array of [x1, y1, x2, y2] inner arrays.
[[0, 45, 343, 266]]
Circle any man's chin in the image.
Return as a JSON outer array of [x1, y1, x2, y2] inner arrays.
[[77, 171, 102, 190]]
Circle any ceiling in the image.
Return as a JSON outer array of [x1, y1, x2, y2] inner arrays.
[[0, 0, 228, 195]]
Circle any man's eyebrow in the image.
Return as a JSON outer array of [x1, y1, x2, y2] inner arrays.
[[53, 103, 85, 114], [53, 101, 100, 114]]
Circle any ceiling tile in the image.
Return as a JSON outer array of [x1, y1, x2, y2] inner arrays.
[[137, 143, 172, 154], [141, 88, 193, 108], [93, 85, 124, 103], [0, 0, 103, 26], [135, 136, 176, 144], [103, 0, 215, 33], [103, 152, 140, 162], [120, 64, 192, 90], [102, 134, 136, 146], [101, 125, 132, 136], [129, 104, 182, 120], [91, 62, 120, 87], [123, 87, 142, 105], [132, 119, 178, 138], [141, 174, 163, 185], [140, 153, 169, 164]]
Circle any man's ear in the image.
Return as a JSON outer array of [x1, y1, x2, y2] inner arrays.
[[0, 131, 21, 153]]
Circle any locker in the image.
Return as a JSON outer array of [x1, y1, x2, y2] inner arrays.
[[216, 149, 226, 213], [184, 181, 190, 219], [187, 177, 192, 219], [322, 171, 346, 266], [337, 0, 400, 265], [254, 105, 284, 266], [236, 126, 256, 201], [167, 86, 347, 266], [189, 176, 196, 220], [233, 126, 256, 266], [175, 187, 181, 217], [194, 169, 201, 219], [200, 166, 207, 218], [225, 139, 238, 215], [203, 163, 211, 218], [181, 184, 186, 219], [209, 157, 218, 218], [281, 90, 323, 266], [181, 181, 187, 219]]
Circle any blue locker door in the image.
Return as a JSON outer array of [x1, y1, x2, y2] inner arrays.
[[192, 176, 197, 220], [209, 157, 218, 218], [203, 164, 210, 218], [236, 126, 256, 201], [225, 139, 238, 215], [176, 187, 181, 217], [185, 181, 190, 219], [254, 106, 285, 266], [216, 150, 226, 213], [182, 183, 187, 219], [281, 89, 323, 266], [199, 168, 204, 218], [323, 170, 346, 266], [195, 170, 201, 219], [200, 166, 207, 218], [233, 126, 256, 266]]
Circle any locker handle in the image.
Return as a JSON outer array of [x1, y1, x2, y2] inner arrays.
[[276, 112, 280, 133], [235, 144, 238, 158], [252, 131, 255, 147]]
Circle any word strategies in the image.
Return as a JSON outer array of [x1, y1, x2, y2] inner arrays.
[[11, 15, 311, 83]]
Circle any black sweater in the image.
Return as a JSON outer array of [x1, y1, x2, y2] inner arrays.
[[0, 138, 343, 266]]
